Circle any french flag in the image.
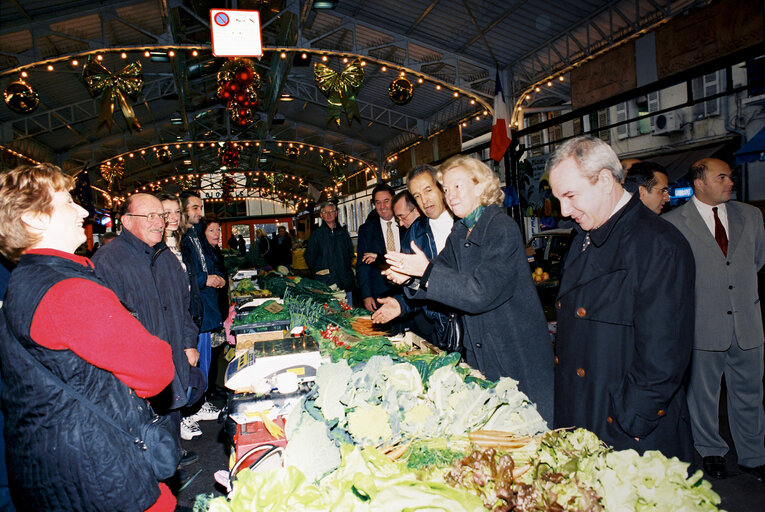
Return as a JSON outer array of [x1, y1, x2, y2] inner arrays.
[[490, 71, 511, 162]]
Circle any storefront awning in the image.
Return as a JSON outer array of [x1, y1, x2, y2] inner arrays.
[[735, 127, 765, 164], [649, 143, 726, 182]]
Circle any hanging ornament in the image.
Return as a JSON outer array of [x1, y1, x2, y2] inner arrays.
[[217, 58, 260, 127], [286, 146, 299, 160], [3, 80, 40, 114], [321, 153, 349, 185], [389, 77, 414, 105], [266, 172, 285, 192], [221, 173, 235, 205], [82, 56, 144, 132], [156, 147, 171, 163], [100, 160, 125, 192], [314, 58, 365, 126], [219, 142, 241, 169]]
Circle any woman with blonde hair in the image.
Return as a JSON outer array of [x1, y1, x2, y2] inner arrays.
[[379, 155, 554, 422]]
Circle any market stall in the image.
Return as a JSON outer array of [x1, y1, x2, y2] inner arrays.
[[198, 271, 722, 512]]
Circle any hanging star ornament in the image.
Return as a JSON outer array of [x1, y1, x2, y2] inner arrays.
[[82, 56, 144, 132], [314, 58, 365, 127], [100, 160, 125, 192]]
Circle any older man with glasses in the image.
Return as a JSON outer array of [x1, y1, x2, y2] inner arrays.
[[392, 191, 421, 229], [92, 193, 200, 470], [305, 201, 356, 305]]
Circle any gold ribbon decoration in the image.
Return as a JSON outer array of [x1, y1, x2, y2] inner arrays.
[[82, 56, 144, 132], [100, 160, 125, 192], [321, 153, 349, 184], [314, 59, 365, 126]]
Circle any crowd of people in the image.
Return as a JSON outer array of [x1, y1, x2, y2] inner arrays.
[[0, 134, 763, 510]]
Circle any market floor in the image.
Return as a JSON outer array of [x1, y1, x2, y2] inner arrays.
[[174, 397, 765, 512]]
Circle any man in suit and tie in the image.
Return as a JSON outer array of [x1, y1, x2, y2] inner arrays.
[[664, 158, 765, 481], [357, 184, 402, 312]]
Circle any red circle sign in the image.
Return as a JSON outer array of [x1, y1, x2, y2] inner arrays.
[[214, 12, 229, 26]]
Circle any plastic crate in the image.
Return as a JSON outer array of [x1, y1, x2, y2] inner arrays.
[[230, 319, 291, 335]]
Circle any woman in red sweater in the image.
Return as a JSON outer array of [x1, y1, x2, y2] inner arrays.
[[0, 164, 177, 511]]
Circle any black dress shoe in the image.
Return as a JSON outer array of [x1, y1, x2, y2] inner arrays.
[[739, 464, 765, 482], [703, 456, 727, 479]]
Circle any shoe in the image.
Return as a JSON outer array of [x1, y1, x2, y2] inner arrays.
[[180, 417, 202, 440], [739, 464, 765, 482], [178, 450, 198, 468], [703, 456, 727, 479], [190, 401, 221, 422]]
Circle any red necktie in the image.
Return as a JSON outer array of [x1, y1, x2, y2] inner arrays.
[[713, 207, 728, 257]]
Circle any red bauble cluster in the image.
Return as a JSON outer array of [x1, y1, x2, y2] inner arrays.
[[220, 142, 240, 169], [221, 173, 235, 205], [217, 58, 260, 128]]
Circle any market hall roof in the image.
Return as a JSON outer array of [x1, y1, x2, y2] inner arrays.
[[0, 0, 703, 204]]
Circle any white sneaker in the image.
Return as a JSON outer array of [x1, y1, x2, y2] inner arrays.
[[190, 401, 221, 422], [180, 417, 202, 440]]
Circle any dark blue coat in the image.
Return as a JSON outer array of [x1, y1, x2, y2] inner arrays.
[[356, 212, 403, 301], [305, 222, 355, 291], [0, 254, 163, 511], [554, 192, 695, 461], [412, 205, 554, 422], [182, 225, 224, 332], [398, 215, 453, 346], [93, 228, 198, 408]]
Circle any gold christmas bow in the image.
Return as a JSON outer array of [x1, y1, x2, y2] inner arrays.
[[100, 161, 125, 191], [314, 59, 365, 126], [82, 56, 144, 132], [321, 153, 349, 184]]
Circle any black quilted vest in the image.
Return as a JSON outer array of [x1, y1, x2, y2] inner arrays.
[[0, 253, 161, 511]]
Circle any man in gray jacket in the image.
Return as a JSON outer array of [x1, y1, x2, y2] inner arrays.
[[664, 158, 765, 481]]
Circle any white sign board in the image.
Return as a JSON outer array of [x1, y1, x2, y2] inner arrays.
[[210, 9, 263, 57]]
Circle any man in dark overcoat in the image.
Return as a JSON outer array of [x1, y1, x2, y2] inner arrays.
[[305, 201, 355, 304], [547, 136, 696, 461]]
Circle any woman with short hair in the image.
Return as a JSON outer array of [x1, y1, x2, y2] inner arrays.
[[379, 155, 554, 423], [0, 164, 176, 511]]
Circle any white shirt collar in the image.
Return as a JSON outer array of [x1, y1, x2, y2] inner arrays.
[[429, 210, 454, 254], [611, 189, 632, 217], [691, 196, 729, 236]]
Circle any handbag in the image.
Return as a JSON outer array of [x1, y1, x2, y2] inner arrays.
[[14, 339, 182, 480], [443, 312, 463, 354]]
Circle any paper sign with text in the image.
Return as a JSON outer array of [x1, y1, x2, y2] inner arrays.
[[210, 9, 263, 57]]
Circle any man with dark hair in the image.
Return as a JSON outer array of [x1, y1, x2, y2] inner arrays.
[[392, 191, 420, 229], [664, 158, 765, 481], [624, 161, 670, 214], [373, 165, 455, 348], [178, 190, 224, 436], [547, 136, 696, 461], [92, 193, 200, 457], [305, 202, 355, 304], [357, 183, 401, 312]]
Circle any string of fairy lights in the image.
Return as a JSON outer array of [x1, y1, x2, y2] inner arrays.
[[3, 45, 494, 205], [100, 139, 378, 209]]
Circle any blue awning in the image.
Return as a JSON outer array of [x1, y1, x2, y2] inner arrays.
[[735, 127, 765, 164]]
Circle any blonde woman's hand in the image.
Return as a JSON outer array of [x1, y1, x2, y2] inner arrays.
[[372, 297, 402, 324], [382, 267, 410, 285]]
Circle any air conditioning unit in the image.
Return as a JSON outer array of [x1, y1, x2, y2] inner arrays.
[[652, 112, 684, 135]]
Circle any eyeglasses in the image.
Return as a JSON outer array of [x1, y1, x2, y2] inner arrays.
[[395, 208, 416, 222], [321, 208, 337, 214], [124, 212, 168, 222]]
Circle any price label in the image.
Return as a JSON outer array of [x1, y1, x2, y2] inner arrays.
[[264, 302, 284, 314]]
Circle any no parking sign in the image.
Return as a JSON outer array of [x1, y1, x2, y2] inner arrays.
[[210, 9, 263, 57]]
